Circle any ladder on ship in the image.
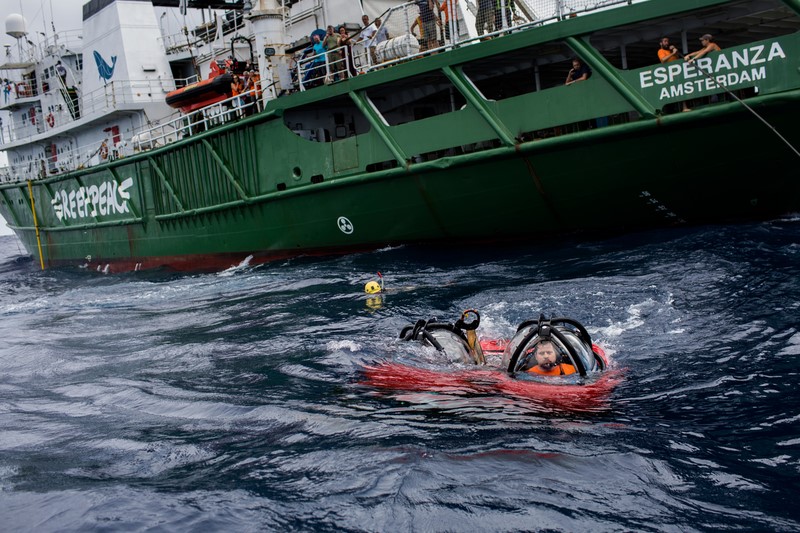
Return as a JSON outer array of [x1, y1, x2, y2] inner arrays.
[[57, 77, 80, 120]]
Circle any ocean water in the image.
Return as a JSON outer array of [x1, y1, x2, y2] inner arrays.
[[0, 219, 798, 532]]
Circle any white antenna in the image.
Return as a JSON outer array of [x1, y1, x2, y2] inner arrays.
[[5, 13, 28, 59], [5, 14, 27, 39], [49, 0, 55, 36]]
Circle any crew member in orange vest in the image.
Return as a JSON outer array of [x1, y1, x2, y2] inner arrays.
[[230, 73, 244, 117], [527, 340, 576, 376]]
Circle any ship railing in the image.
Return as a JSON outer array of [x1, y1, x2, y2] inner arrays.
[[135, 83, 263, 150], [0, 77, 42, 108], [0, 129, 140, 183], [37, 30, 83, 58], [0, 42, 39, 66], [1, 78, 177, 144], [362, 0, 635, 68], [289, 0, 638, 90], [2, 106, 47, 142], [161, 10, 246, 56], [2, 102, 64, 141], [0, 137, 136, 184], [0, 135, 130, 183], [127, 82, 262, 150], [293, 0, 538, 87], [78, 79, 178, 117], [0, 83, 265, 184], [175, 75, 201, 89], [0, 166, 12, 184], [295, 45, 352, 91], [0, 29, 82, 70], [54, 75, 80, 121], [161, 29, 206, 55]]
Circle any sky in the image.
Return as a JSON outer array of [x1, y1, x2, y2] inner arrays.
[[1, 0, 83, 50], [1, 0, 208, 51]]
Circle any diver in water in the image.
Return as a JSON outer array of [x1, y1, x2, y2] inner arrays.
[[364, 271, 386, 295], [365, 280, 382, 294], [363, 272, 427, 310], [364, 273, 386, 311]]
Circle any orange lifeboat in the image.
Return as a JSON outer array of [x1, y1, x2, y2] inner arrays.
[[166, 61, 232, 113]]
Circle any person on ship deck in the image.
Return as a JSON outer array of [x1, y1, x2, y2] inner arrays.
[[242, 71, 256, 116], [357, 15, 378, 65], [337, 25, 353, 79], [437, 0, 459, 43], [493, 0, 515, 35], [565, 58, 591, 85], [416, 0, 438, 52], [300, 34, 327, 88], [324, 25, 345, 81], [371, 18, 389, 64], [658, 37, 691, 112], [684, 34, 721, 63], [230, 73, 244, 118], [56, 61, 67, 86], [475, 0, 494, 37], [411, 16, 436, 51], [685, 34, 728, 103]]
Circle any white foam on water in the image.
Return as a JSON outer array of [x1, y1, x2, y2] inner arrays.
[[218, 254, 254, 276]]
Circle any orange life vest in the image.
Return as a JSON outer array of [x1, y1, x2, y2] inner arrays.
[[528, 364, 576, 376]]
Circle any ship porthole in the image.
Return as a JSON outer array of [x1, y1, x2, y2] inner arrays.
[[292, 167, 302, 180]]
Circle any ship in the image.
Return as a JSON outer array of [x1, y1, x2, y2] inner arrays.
[[1, 0, 799, 272]]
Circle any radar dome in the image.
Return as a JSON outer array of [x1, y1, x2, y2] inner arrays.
[[5, 14, 27, 39]]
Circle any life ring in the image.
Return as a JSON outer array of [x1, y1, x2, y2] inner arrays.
[[99, 143, 109, 160], [46, 113, 55, 128]]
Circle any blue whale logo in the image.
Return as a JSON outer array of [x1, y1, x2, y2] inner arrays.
[[93, 51, 117, 81]]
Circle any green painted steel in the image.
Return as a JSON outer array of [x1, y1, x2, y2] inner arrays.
[[441, 66, 517, 146], [348, 91, 409, 167], [567, 37, 658, 120]]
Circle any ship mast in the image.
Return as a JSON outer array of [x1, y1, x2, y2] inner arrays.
[[245, 0, 289, 101]]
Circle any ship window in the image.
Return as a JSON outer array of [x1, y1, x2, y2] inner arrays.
[[461, 41, 574, 100], [365, 71, 466, 126], [284, 95, 367, 143], [589, 0, 800, 70], [365, 159, 398, 173]]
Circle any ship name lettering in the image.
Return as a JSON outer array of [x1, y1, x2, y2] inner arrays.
[[639, 41, 785, 89], [658, 67, 766, 100], [52, 177, 134, 221]]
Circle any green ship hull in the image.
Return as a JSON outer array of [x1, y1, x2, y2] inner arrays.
[[2, 0, 799, 272]]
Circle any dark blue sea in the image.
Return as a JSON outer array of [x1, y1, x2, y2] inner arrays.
[[0, 219, 799, 532]]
